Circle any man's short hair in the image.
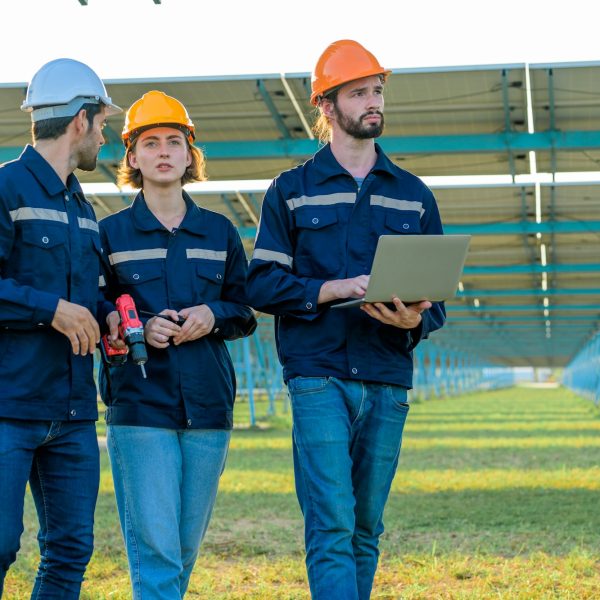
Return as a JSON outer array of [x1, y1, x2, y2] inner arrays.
[[32, 102, 102, 142]]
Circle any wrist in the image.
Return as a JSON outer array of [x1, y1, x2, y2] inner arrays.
[[318, 280, 336, 304]]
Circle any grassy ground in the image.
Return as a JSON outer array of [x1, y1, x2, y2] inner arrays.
[[5, 385, 600, 599]]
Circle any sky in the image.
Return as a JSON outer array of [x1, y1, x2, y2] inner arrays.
[[1, 0, 599, 84]]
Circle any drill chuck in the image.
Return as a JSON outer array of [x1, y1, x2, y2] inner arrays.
[[124, 328, 148, 378]]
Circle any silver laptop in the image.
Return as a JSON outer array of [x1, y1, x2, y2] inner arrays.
[[332, 234, 471, 308]]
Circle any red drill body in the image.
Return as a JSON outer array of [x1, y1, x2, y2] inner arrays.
[[100, 294, 148, 378]]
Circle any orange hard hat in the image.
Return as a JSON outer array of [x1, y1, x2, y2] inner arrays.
[[122, 90, 195, 148], [310, 40, 391, 106]]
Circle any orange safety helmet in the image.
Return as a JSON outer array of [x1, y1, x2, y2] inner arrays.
[[310, 40, 391, 106], [122, 90, 195, 148]]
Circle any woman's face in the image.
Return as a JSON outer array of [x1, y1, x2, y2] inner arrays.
[[128, 127, 192, 185]]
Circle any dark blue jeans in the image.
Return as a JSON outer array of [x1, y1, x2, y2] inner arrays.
[[288, 377, 409, 600], [0, 419, 100, 599]]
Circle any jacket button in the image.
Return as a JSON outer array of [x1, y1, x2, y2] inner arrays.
[[187, 419, 192, 427], [351, 367, 358, 375], [216, 273, 222, 280], [402, 223, 410, 230], [70, 409, 77, 416], [306, 302, 313, 310], [312, 217, 319, 225], [133, 273, 140, 280], [214, 328, 220, 333], [42, 236, 49, 244]]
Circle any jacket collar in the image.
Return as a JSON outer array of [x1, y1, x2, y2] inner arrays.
[[21, 144, 84, 198], [313, 142, 402, 185], [131, 190, 207, 235]]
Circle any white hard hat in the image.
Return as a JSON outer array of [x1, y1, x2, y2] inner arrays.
[[21, 58, 122, 122]]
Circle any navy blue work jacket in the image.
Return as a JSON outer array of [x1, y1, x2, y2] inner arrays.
[[99, 192, 256, 430], [0, 145, 108, 421], [246, 143, 446, 388]]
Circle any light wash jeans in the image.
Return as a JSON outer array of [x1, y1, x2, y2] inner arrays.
[[107, 425, 230, 600], [0, 419, 99, 600], [287, 376, 409, 600]]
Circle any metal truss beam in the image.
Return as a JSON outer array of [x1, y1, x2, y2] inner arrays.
[[5, 129, 600, 163], [446, 315, 598, 322], [220, 220, 600, 240], [457, 288, 600, 297], [257, 79, 291, 139], [464, 263, 600, 275], [446, 221, 600, 235], [199, 129, 600, 158], [448, 304, 600, 312]]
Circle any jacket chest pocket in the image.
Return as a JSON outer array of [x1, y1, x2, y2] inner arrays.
[[190, 260, 225, 304], [294, 210, 343, 277], [113, 261, 165, 310], [13, 225, 68, 288], [383, 211, 422, 235]]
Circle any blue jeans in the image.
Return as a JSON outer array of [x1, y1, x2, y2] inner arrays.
[[0, 419, 99, 599], [107, 425, 231, 600], [288, 377, 409, 600]]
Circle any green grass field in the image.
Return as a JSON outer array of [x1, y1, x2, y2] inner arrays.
[[5, 385, 600, 599]]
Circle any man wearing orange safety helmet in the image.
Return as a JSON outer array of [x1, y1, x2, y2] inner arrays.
[[247, 40, 446, 599], [98, 90, 256, 599]]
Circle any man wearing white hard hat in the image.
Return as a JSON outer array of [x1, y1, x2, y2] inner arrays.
[[0, 58, 121, 598]]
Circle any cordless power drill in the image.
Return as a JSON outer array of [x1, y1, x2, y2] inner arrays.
[[100, 294, 148, 378]]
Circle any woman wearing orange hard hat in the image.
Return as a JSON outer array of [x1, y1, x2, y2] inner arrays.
[[98, 90, 256, 599]]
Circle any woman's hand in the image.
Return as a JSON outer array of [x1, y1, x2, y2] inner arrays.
[[144, 309, 182, 349], [172, 305, 215, 345]]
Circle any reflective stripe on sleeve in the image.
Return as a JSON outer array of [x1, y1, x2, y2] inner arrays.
[[99, 275, 106, 287], [252, 248, 293, 267]]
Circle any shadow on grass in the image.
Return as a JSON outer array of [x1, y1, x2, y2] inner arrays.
[[384, 487, 600, 555]]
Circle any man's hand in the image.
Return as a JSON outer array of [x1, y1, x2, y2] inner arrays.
[[144, 309, 182, 349], [172, 305, 215, 345], [318, 275, 370, 304], [51, 298, 100, 356], [105, 311, 126, 350], [361, 297, 431, 329]]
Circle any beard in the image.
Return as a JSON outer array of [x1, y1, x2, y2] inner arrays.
[[77, 151, 98, 172], [76, 130, 100, 172], [334, 106, 385, 139]]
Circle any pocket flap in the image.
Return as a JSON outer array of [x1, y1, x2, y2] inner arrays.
[[115, 261, 163, 285], [196, 261, 225, 283], [296, 210, 338, 230], [385, 211, 421, 233], [21, 226, 66, 249]]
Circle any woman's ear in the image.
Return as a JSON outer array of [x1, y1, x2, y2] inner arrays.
[[128, 150, 138, 170]]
